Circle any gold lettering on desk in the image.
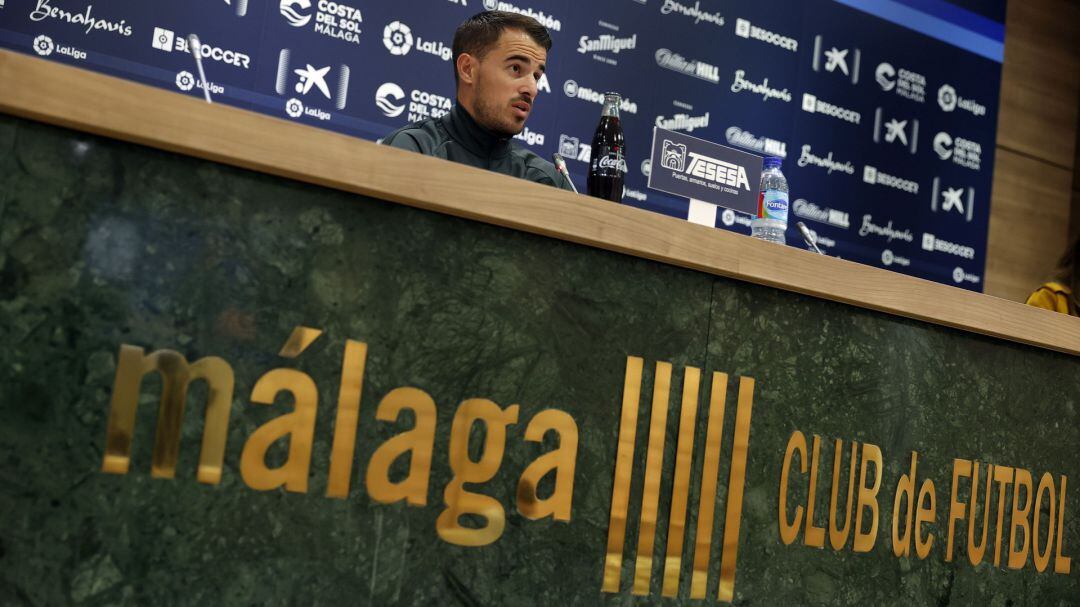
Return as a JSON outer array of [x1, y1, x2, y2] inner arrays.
[[365, 387, 437, 506], [100, 328, 580, 548], [632, 361, 672, 595], [98, 330, 1079, 597], [779, 434, 880, 553], [779, 439, 1075, 578], [946, 459, 1071, 574], [602, 357, 756, 602], [689, 371, 728, 599], [437, 399, 520, 547], [662, 366, 702, 598], [240, 328, 323, 492], [893, 452, 937, 560], [101, 345, 234, 484], [516, 409, 579, 522]]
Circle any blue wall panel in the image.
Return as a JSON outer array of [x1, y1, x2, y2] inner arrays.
[[0, 0, 1004, 291]]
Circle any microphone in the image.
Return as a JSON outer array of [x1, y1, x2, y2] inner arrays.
[[797, 221, 825, 255], [551, 153, 579, 194], [187, 33, 212, 104]]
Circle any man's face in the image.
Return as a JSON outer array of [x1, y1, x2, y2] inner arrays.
[[470, 29, 546, 137]]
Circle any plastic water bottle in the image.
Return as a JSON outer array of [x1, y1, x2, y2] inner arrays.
[[750, 156, 789, 245]]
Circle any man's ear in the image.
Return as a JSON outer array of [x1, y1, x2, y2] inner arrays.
[[457, 53, 478, 85]]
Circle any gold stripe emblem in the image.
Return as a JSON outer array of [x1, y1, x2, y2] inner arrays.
[[602, 358, 756, 602]]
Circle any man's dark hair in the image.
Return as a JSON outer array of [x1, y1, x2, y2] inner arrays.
[[452, 10, 552, 84]]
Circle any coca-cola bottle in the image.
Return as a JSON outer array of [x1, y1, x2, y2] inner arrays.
[[587, 92, 627, 202]]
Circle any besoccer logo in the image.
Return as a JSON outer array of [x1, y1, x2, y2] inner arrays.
[[152, 27, 175, 51], [175, 70, 196, 91], [285, 98, 304, 118], [280, 0, 312, 27], [33, 34, 54, 56], [375, 82, 406, 117], [938, 84, 958, 112], [383, 21, 413, 55], [735, 18, 750, 38]]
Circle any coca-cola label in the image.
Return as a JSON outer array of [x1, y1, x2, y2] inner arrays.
[[593, 151, 628, 174]]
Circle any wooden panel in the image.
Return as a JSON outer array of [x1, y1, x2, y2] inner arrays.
[[984, 149, 1073, 302], [1, 50, 1078, 355], [996, 0, 1080, 165], [985, 0, 1080, 302], [1072, 187, 1080, 241]]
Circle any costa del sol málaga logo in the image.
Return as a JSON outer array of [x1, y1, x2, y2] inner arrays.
[[280, 0, 312, 27], [375, 82, 406, 117], [383, 21, 413, 55]]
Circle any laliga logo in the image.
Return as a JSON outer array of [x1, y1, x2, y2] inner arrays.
[[938, 84, 957, 112], [375, 82, 406, 117], [285, 98, 304, 118], [483, 0, 497, 8], [721, 208, 736, 226], [33, 34, 54, 56], [383, 21, 412, 55], [280, 0, 312, 27], [175, 70, 195, 91], [875, 62, 896, 91], [563, 79, 579, 97]]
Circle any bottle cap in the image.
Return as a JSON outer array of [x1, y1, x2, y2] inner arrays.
[[763, 156, 783, 169]]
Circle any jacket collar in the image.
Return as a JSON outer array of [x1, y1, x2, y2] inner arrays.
[[442, 104, 512, 159], [1046, 282, 1073, 294]]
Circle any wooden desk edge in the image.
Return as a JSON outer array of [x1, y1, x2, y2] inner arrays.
[[3, 50, 1078, 356]]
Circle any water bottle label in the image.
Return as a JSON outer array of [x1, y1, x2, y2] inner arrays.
[[757, 189, 789, 222]]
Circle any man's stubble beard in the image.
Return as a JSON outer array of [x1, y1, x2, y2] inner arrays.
[[473, 77, 524, 138]]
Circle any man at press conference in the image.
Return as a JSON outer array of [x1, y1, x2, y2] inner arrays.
[[381, 11, 573, 191]]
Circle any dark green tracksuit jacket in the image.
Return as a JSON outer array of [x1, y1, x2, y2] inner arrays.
[[380, 105, 574, 192]]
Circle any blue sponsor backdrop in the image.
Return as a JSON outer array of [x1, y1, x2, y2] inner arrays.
[[0, 0, 1005, 291]]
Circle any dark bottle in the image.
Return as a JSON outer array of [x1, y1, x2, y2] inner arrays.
[[587, 92, 627, 202]]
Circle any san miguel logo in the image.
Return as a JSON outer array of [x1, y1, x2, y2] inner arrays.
[[97, 329, 1075, 601]]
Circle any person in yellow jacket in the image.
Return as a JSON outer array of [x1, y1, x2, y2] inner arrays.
[[1026, 235, 1078, 316]]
